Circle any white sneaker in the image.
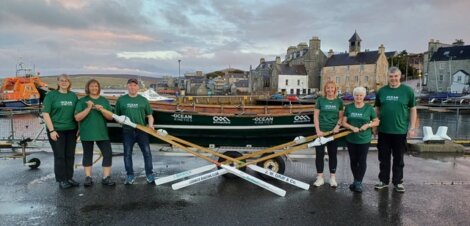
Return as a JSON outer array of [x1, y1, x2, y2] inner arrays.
[[313, 176, 324, 187], [330, 177, 338, 188]]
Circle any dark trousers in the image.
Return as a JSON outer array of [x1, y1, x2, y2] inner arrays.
[[82, 140, 112, 167], [314, 140, 338, 174], [347, 142, 370, 182], [47, 129, 77, 182], [122, 129, 153, 176], [377, 132, 407, 185]]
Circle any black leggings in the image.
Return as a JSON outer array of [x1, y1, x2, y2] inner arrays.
[[82, 140, 113, 167], [347, 142, 370, 182], [47, 129, 77, 182], [314, 140, 338, 174]]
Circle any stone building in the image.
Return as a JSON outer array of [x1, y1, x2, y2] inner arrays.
[[321, 31, 393, 94], [424, 39, 470, 92], [252, 36, 327, 94], [249, 58, 274, 94]]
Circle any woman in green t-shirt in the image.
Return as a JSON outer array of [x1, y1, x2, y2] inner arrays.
[[313, 81, 343, 188], [75, 79, 115, 186], [342, 86, 379, 193], [42, 74, 79, 189]]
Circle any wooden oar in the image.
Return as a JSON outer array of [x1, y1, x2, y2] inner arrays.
[[98, 108, 286, 197]]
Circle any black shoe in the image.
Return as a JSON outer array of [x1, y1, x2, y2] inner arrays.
[[59, 181, 72, 189], [84, 176, 93, 187], [68, 178, 80, 187], [102, 176, 116, 186]]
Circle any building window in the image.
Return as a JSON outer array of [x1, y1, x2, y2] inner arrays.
[[457, 76, 462, 82], [360, 64, 364, 71], [302, 89, 306, 94], [439, 75, 444, 81], [333, 66, 336, 71], [439, 63, 445, 70], [336, 77, 340, 83], [297, 80, 300, 86], [355, 76, 358, 82], [286, 79, 288, 86], [365, 76, 368, 82], [290, 89, 294, 94]]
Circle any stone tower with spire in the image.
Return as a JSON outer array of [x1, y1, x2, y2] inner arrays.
[[349, 31, 362, 56]]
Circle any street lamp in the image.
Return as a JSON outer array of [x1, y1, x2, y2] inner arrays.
[[178, 59, 181, 88]]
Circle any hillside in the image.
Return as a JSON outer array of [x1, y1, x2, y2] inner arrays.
[[40, 74, 165, 89]]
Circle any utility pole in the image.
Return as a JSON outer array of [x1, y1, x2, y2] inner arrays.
[[178, 59, 181, 88]]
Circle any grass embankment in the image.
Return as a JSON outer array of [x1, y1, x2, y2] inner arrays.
[[40, 75, 162, 89]]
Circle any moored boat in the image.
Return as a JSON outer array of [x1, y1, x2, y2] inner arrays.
[[107, 101, 315, 147], [0, 63, 48, 108]]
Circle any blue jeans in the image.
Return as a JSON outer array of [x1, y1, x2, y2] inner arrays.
[[122, 129, 153, 176]]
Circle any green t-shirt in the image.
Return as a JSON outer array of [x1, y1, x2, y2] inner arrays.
[[75, 96, 111, 141], [115, 94, 152, 130], [42, 90, 78, 131], [315, 97, 344, 132], [375, 84, 416, 134], [344, 103, 377, 144]]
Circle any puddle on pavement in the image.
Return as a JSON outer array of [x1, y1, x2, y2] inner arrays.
[[0, 202, 55, 215]]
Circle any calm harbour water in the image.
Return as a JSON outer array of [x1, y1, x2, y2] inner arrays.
[[0, 109, 469, 142]]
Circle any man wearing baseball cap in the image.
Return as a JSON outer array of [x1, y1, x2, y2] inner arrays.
[[115, 78, 155, 184]]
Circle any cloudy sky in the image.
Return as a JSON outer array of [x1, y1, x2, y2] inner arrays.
[[0, 0, 468, 77]]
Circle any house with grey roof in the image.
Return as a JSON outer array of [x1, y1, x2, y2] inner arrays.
[[271, 57, 312, 95], [424, 39, 470, 92]]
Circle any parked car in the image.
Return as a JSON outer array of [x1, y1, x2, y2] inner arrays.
[[287, 95, 299, 101], [270, 93, 283, 100]]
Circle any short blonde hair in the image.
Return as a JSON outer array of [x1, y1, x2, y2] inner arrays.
[[353, 86, 367, 96], [56, 74, 72, 91], [322, 80, 338, 97]]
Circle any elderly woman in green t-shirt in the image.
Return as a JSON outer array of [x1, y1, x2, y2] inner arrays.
[[342, 86, 379, 193]]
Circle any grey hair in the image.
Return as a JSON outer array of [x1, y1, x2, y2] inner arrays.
[[388, 66, 402, 76], [353, 86, 367, 96]]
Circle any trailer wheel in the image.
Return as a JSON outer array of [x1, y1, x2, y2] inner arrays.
[[257, 153, 285, 179], [218, 151, 245, 179], [28, 158, 41, 169]]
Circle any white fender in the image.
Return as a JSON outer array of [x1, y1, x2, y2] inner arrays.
[[436, 126, 451, 141], [422, 126, 434, 142]]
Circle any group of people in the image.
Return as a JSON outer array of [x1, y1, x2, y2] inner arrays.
[[42, 76, 155, 189], [313, 66, 416, 193], [42, 66, 416, 192]]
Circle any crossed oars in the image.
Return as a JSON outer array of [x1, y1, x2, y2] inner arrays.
[[155, 127, 345, 185], [98, 108, 286, 196], [171, 130, 352, 190]]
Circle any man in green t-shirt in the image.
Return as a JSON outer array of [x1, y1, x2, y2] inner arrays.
[[115, 78, 155, 185], [374, 67, 417, 193]]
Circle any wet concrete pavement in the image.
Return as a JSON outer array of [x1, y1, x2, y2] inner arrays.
[[0, 149, 469, 226]]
